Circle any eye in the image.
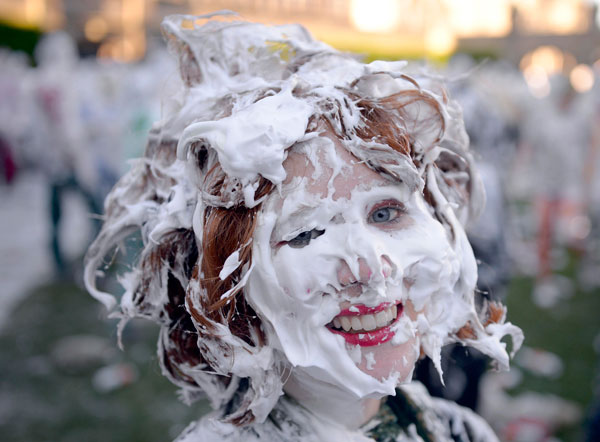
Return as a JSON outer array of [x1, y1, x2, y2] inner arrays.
[[368, 204, 405, 224], [288, 229, 325, 248]]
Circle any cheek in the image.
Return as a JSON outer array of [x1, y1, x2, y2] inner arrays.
[[264, 246, 341, 328], [272, 245, 337, 296], [384, 217, 456, 281]]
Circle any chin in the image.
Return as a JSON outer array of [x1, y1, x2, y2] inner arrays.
[[354, 336, 419, 384]]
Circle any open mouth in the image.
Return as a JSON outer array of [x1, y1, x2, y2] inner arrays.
[[327, 302, 402, 347]]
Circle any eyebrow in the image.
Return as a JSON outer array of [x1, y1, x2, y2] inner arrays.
[[272, 202, 322, 240]]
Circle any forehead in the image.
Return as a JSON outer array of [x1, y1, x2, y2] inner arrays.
[[282, 133, 392, 200]]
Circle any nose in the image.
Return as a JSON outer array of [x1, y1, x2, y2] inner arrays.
[[337, 258, 372, 287], [337, 256, 394, 290]]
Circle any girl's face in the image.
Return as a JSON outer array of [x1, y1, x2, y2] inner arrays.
[[247, 132, 463, 398]]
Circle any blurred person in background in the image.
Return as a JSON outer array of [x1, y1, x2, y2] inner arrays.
[[0, 134, 17, 185], [0, 49, 33, 185], [31, 32, 102, 276], [521, 75, 593, 306], [578, 73, 600, 290]]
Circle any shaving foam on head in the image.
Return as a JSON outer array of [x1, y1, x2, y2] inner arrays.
[[177, 86, 314, 207], [83, 11, 522, 427]]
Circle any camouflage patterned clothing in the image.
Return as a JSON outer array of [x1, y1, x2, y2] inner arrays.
[[364, 382, 499, 442]]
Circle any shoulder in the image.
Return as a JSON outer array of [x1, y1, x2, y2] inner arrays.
[[174, 411, 306, 442], [172, 404, 318, 442], [394, 382, 499, 442], [174, 412, 278, 442], [173, 413, 251, 442], [174, 399, 375, 442]]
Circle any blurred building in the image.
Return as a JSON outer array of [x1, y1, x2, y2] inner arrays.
[[459, 3, 600, 65], [1, 0, 599, 95]]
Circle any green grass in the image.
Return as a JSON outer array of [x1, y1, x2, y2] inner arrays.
[[0, 281, 209, 442], [504, 254, 600, 441]]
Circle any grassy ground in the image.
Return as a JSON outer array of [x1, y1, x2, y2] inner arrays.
[[1, 253, 598, 441], [0, 280, 209, 442], [504, 255, 600, 441]]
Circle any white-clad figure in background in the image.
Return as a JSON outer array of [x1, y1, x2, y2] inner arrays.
[[32, 32, 101, 274], [522, 75, 593, 305]]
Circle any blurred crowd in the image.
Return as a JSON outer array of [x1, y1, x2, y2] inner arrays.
[[429, 56, 600, 441], [1, 31, 600, 442], [0, 32, 174, 275], [445, 56, 600, 304]]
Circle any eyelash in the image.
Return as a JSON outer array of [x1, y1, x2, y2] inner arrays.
[[287, 229, 325, 248], [368, 205, 405, 224], [368, 201, 406, 224]]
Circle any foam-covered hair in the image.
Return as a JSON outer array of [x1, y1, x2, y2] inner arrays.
[[84, 12, 522, 425]]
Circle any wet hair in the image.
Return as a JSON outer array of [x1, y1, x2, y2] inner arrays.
[[84, 15, 512, 426]]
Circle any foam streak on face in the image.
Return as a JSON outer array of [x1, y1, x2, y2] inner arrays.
[[246, 133, 474, 426]]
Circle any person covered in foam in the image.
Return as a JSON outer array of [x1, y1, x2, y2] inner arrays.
[[84, 12, 523, 442]]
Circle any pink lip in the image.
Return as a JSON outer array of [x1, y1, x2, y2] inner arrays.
[[328, 302, 403, 347]]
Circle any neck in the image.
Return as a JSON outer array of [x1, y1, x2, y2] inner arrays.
[[283, 366, 383, 429]]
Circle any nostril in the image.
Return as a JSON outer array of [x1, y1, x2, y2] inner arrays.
[[382, 262, 392, 278], [337, 260, 358, 286], [381, 255, 395, 279], [357, 258, 372, 284]]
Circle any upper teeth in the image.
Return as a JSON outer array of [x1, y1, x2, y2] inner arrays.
[[332, 304, 398, 332]]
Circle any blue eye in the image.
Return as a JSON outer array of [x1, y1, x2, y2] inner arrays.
[[369, 205, 404, 224], [288, 229, 325, 248], [371, 208, 393, 222]]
